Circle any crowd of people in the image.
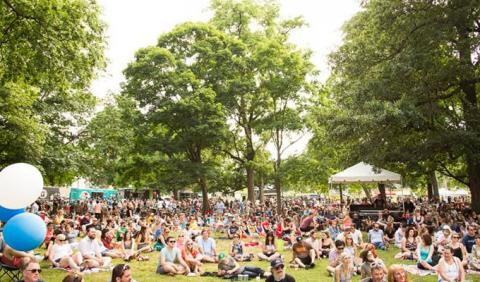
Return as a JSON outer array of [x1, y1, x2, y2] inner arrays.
[[0, 194, 479, 282]]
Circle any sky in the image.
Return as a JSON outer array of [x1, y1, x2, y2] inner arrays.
[[91, 0, 361, 155]]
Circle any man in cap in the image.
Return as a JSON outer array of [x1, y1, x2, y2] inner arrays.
[[265, 258, 295, 282]]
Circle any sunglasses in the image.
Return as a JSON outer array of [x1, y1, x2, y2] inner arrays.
[[274, 265, 284, 270], [168, 240, 176, 243], [27, 269, 42, 273]]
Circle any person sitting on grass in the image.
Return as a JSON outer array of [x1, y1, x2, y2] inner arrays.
[[394, 227, 417, 260], [387, 264, 410, 282], [111, 264, 138, 282], [230, 233, 253, 261], [156, 236, 190, 276], [359, 250, 387, 280], [334, 253, 354, 282], [265, 258, 295, 282], [78, 227, 112, 269], [196, 229, 218, 263], [291, 236, 316, 269], [16, 259, 44, 282], [416, 234, 436, 271], [305, 230, 322, 259], [436, 246, 465, 282], [327, 240, 345, 275], [469, 235, 480, 271], [181, 239, 203, 275], [61, 272, 84, 282], [48, 234, 83, 272], [217, 253, 269, 279], [360, 264, 387, 282], [368, 223, 386, 250], [258, 232, 281, 262]]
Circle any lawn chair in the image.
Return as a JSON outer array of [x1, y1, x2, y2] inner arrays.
[[0, 262, 22, 281]]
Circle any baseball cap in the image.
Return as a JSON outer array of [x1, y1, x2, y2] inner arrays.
[[218, 253, 226, 261], [270, 258, 284, 268]]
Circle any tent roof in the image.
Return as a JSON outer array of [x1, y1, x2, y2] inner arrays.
[[329, 162, 401, 184]]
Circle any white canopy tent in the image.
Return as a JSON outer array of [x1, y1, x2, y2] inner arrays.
[[328, 162, 403, 210], [329, 162, 402, 184]]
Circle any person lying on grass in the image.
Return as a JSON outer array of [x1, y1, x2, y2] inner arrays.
[[217, 253, 269, 279]]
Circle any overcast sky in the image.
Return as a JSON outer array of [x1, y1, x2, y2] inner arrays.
[[91, 0, 360, 98], [91, 0, 361, 155]]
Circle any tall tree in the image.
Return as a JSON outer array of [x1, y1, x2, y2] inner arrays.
[[325, 0, 480, 211], [123, 23, 237, 213], [210, 0, 312, 203], [0, 0, 106, 183]]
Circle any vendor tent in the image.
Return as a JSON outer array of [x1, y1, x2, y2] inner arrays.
[[69, 187, 118, 201], [329, 162, 401, 184]]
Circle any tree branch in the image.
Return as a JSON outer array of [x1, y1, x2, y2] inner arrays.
[[437, 161, 469, 186]]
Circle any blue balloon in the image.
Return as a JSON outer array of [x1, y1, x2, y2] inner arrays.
[[0, 205, 24, 222], [3, 213, 46, 252]]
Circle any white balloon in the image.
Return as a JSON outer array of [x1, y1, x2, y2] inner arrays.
[[0, 163, 43, 209]]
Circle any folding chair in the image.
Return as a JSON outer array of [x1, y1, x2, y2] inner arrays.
[[0, 263, 22, 281]]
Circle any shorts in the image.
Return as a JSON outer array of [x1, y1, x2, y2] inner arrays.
[[300, 256, 312, 265], [263, 252, 275, 258]]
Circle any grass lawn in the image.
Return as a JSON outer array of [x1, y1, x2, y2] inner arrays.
[[39, 234, 478, 282]]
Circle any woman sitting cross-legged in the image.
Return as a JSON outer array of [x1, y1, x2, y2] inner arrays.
[[257, 232, 281, 262], [230, 234, 253, 261], [181, 239, 203, 275], [394, 227, 417, 260], [416, 234, 436, 271], [48, 234, 83, 272]]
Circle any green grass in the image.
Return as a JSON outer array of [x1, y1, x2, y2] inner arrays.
[[38, 234, 477, 282]]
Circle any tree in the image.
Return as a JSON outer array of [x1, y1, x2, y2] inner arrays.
[[0, 0, 106, 183], [123, 23, 238, 214], [210, 0, 313, 204], [325, 0, 480, 211]]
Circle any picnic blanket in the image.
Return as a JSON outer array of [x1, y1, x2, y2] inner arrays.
[[402, 264, 435, 276], [403, 264, 480, 277]]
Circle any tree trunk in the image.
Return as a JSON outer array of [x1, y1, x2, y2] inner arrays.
[[466, 157, 480, 213], [431, 173, 439, 198], [172, 188, 179, 200], [199, 176, 209, 216], [246, 166, 255, 204], [455, 13, 480, 212], [362, 185, 372, 200], [259, 173, 265, 204]]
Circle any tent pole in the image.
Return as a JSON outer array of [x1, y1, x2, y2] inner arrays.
[[339, 184, 344, 211]]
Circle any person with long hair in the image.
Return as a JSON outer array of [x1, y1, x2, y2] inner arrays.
[[387, 264, 410, 282], [257, 232, 281, 262], [416, 234, 435, 270], [394, 227, 417, 260], [450, 232, 468, 268], [181, 239, 203, 275], [334, 253, 354, 282]]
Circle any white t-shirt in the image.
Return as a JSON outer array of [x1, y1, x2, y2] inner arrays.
[[52, 243, 73, 261], [78, 237, 101, 257]]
